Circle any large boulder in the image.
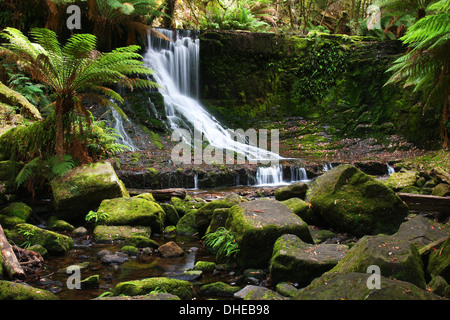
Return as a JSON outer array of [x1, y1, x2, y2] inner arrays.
[[393, 215, 450, 252], [51, 162, 129, 221], [306, 164, 409, 236], [225, 199, 313, 268], [328, 234, 426, 289], [295, 272, 444, 300], [270, 234, 348, 286], [96, 197, 165, 233]]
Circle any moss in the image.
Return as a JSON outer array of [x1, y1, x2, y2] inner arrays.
[[428, 236, 450, 282], [123, 235, 159, 248], [0, 280, 58, 300], [195, 199, 235, 234], [199, 281, 240, 298], [194, 261, 216, 272], [9, 223, 73, 255], [93, 225, 152, 242], [121, 245, 139, 255], [98, 197, 165, 233], [329, 235, 427, 289], [307, 164, 409, 236], [113, 277, 195, 300], [0, 202, 32, 221], [226, 199, 313, 268], [175, 210, 198, 236], [51, 161, 129, 221]]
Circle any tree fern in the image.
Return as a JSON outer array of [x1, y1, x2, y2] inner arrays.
[[0, 27, 158, 160]]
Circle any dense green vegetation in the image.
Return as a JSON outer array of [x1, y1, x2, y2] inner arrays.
[[0, 0, 448, 195]]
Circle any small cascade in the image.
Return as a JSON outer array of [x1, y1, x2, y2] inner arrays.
[[322, 162, 333, 172], [256, 166, 286, 186], [194, 173, 198, 189], [110, 106, 138, 151], [386, 163, 395, 175], [290, 167, 309, 182]]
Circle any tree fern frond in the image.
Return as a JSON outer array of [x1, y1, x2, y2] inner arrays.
[[15, 157, 40, 187]]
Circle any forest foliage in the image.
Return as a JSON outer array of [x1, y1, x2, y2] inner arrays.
[[0, 0, 448, 194]]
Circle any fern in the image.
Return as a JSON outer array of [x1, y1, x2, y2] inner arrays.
[[385, 0, 450, 146], [203, 227, 240, 263], [15, 157, 40, 188]]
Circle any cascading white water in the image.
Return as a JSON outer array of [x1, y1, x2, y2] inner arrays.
[[110, 107, 138, 151], [386, 163, 395, 175], [256, 166, 286, 186], [290, 167, 309, 182], [143, 29, 282, 163]]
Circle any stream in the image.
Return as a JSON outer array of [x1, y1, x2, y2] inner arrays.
[[27, 185, 277, 300]]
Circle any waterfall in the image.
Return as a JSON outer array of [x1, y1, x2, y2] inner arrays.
[[194, 173, 198, 189], [256, 166, 287, 186], [110, 106, 138, 151], [290, 167, 309, 182], [386, 163, 395, 175], [143, 29, 281, 163]]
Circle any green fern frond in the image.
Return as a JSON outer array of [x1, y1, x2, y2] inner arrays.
[[15, 157, 40, 187]]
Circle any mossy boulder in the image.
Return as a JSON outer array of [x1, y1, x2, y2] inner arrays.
[[93, 225, 152, 242], [295, 272, 444, 300], [51, 162, 129, 221], [306, 164, 409, 236], [432, 183, 450, 197], [225, 199, 313, 268], [171, 196, 206, 216], [243, 287, 286, 300], [194, 261, 216, 272], [0, 202, 32, 221], [97, 197, 165, 233], [270, 234, 348, 286], [275, 182, 308, 201], [205, 208, 230, 234], [428, 236, 450, 282], [0, 280, 58, 300], [160, 203, 180, 226], [385, 169, 419, 190], [9, 223, 73, 255], [281, 197, 324, 225], [199, 281, 241, 298], [328, 234, 426, 289], [393, 215, 450, 252], [195, 199, 235, 234], [113, 277, 195, 300], [123, 235, 159, 249], [175, 210, 198, 236]]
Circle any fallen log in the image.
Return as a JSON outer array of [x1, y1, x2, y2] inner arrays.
[[0, 224, 26, 279], [128, 188, 187, 201], [398, 193, 450, 213]]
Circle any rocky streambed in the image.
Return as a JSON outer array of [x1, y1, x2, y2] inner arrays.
[[0, 161, 449, 301]]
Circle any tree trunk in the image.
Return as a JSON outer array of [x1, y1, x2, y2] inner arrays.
[[0, 224, 26, 280], [55, 99, 64, 160]]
